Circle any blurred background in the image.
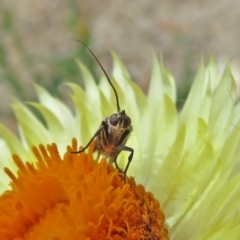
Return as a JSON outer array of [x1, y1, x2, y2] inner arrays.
[[0, 0, 240, 133]]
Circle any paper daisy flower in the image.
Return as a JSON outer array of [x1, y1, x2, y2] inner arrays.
[[0, 52, 240, 239]]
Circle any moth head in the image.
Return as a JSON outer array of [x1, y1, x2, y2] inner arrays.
[[109, 110, 131, 129]]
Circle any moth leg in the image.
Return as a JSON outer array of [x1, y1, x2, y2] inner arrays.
[[116, 145, 134, 182], [97, 151, 101, 160], [114, 159, 121, 171], [72, 126, 104, 154]]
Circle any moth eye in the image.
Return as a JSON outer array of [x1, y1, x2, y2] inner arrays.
[[123, 116, 131, 128], [110, 114, 118, 126]]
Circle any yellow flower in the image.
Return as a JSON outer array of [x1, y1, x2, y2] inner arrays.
[[0, 53, 240, 239]]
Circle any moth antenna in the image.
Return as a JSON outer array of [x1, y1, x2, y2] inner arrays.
[[76, 40, 121, 112]]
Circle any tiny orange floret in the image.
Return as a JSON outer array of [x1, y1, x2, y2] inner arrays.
[[0, 139, 168, 240]]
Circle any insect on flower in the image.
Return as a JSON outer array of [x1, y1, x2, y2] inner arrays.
[[72, 41, 134, 181]]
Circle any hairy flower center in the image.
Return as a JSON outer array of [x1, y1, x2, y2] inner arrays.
[[0, 139, 168, 239]]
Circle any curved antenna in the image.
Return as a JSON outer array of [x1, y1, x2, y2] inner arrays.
[[76, 40, 121, 112]]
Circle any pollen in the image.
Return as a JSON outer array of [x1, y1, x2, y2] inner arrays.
[[0, 139, 168, 240]]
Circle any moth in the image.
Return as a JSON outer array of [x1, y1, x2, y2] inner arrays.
[[72, 41, 134, 181]]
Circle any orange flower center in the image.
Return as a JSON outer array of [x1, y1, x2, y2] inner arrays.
[[0, 139, 168, 239]]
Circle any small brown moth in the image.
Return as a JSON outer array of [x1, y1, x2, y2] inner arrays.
[[72, 41, 134, 181]]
